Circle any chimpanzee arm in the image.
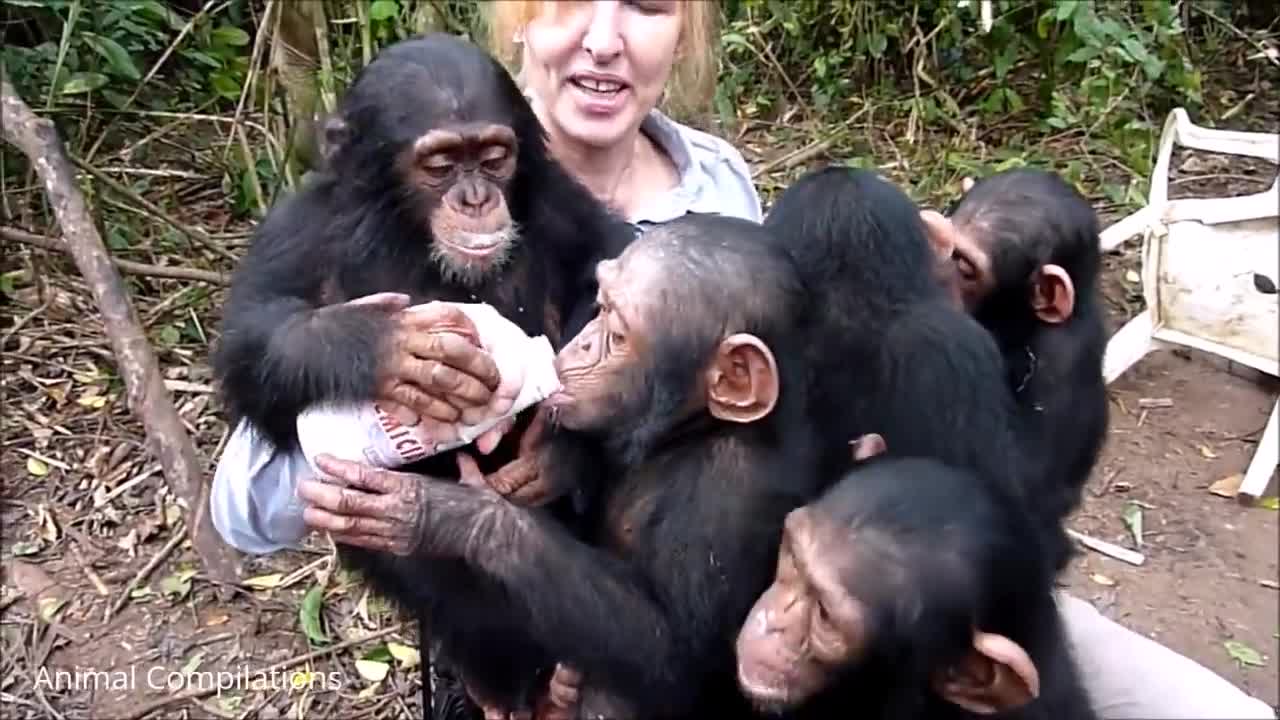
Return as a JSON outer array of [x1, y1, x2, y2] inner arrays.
[[213, 190, 392, 449], [406, 477, 763, 715]]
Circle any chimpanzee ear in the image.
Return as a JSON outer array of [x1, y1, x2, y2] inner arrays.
[[319, 114, 351, 162], [1030, 264, 1075, 325], [849, 433, 887, 462], [919, 210, 958, 262], [932, 631, 1040, 714], [705, 333, 779, 424]]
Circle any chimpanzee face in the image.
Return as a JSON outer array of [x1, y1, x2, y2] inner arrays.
[[736, 506, 867, 712], [547, 252, 658, 432], [402, 124, 521, 286], [323, 38, 540, 289]]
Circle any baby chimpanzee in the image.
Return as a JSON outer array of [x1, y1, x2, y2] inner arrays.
[[735, 447, 1098, 720], [921, 169, 1109, 556]]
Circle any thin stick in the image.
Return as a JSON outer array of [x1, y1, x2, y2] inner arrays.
[[120, 624, 406, 720], [1066, 528, 1146, 567], [2, 226, 228, 285], [107, 523, 187, 621], [68, 157, 239, 263], [1, 194, 224, 539]]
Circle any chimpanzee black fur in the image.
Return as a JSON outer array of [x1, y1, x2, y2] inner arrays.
[[947, 169, 1109, 536], [788, 456, 1099, 720], [211, 33, 631, 719]]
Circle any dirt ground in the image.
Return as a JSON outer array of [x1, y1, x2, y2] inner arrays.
[[3, 61, 1279, 720]]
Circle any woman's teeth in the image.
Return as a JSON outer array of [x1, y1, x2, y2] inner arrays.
[[572, 78, 624, 95]]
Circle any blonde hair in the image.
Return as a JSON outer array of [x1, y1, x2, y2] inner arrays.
[[483, 1, 718, 116]]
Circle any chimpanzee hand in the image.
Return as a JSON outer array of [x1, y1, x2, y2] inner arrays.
[[375, 301, 502, 426], [298, 454, 427, 556], [456, 407, 570, 507]]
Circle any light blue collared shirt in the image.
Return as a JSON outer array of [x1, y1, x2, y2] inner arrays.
[[209, 109, 763, 554]]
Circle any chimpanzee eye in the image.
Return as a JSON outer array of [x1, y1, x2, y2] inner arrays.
[[609, 331, 626, 348], [422, 156, 455, 182], [480, 145, 511, 174]]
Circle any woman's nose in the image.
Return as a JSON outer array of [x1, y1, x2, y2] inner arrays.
[[581, 1, 623, 62]]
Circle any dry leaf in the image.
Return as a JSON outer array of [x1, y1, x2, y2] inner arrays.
[[243, 573, 285, 590], [26, 457, 49, 477], [1209, 474, 1244, 498], [37, 596, 65, 623], [387, 642, 421, 668], [355, 659, 390, 683], [1090, 573, 1117, 587], [1198, 444, 1219, 459], [1124, 270, 1140, 283], [206, 614, 231, 626]]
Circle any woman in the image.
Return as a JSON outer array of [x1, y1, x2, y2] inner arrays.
[[211, 2, 1274, 717]]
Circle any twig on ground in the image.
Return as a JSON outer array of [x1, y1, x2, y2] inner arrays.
[[68, 157, 240, 263], [106, 523, 187, 622], [752, 107, 870, 180], [2, 73, 240, 584], [2, 226, 228, 285], [120, 624, 407, 720], [1066, 528, 1146, 566]]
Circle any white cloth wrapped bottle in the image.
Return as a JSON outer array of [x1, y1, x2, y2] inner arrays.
[[295, 302, 561, 473]]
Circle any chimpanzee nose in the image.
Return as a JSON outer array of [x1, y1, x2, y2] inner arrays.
[[460, 180, 496, 216]]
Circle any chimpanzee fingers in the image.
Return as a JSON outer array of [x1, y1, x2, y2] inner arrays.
[[302, 504, 407, 540], [403, 332, 501, 393], [328, 530, 410, 556], [399, 343, 498, 405], [377, 398, 421, 427], [397, 301, 482, 343], [484, 457, 536, 498], [345, 292, 412, 312], [475, 417, 516, 455], [456, 452, 487, 489], [384, 381, 461, 424], [311, 455, 411, 497]]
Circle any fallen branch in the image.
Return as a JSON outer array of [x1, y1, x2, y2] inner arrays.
[[2, 226, 228, 285], [2, 71, 240, 583], [121, 624, 407, 720]]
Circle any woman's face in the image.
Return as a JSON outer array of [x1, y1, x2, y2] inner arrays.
[[521, 1, 683, 150]]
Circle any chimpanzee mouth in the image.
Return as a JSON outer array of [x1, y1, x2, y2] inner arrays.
[[737, 666, 793, 707]]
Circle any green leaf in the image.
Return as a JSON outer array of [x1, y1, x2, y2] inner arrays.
[[1224, 640, 1266, 668], [59, 72, 109, 95], [159, 569, 196, 600], [11, 540, 41, 556], [211, 73, 241, 101], [1121, 502, 1143, 547], [211, 26, 251, 47], [84, 33, 142, 80], [369, 0, 399, 22], [1056, 2, 1079, 21], [362, 644, 394, 663], [159, 325, 181, 346], [1065, 46, 1098, 64], [1257, 497, 1279, 511], [299, 586, 330, 645], [867, 32, 887, 59]]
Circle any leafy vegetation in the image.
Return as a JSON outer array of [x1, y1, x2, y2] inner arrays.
[[1, 0, 1273, 220]]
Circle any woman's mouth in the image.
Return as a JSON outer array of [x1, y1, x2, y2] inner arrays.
[[568, 74, 630, 114], [570, 76, 627, 96]]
